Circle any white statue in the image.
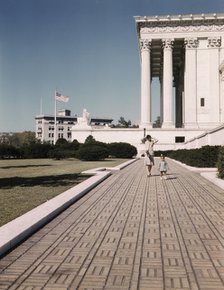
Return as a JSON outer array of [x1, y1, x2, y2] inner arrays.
[[77, 108, 91, 127], [82, 109, 90, 124]]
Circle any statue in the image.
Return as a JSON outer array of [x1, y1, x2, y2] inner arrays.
[[82, 109, 90, 124], [76, 108, 91, 127]]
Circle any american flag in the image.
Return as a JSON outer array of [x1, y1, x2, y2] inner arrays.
[[55, 91, 70, 102]]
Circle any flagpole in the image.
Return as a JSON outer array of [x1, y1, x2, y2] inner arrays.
[[54, 90, 57, 145], [40, 97, 43, 114]]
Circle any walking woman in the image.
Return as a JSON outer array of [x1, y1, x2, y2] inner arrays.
[[143, 135, 158, 176]]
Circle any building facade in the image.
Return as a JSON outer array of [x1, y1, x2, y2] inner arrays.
[[35, 109, 113, 144], [135, 13, 224, 130], [35, 110, 77, 144]]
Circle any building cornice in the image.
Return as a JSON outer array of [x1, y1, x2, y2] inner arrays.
[[134, 13, 224, 36], [134, 13, 224, 24]]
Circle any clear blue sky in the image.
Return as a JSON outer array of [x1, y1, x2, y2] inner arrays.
[[0, 0, 224, 132]]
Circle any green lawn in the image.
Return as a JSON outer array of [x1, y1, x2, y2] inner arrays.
[[0, 158, 128, 227]]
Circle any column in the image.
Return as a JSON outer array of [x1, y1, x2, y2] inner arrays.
[[184, 38, 198, 128], [160, 76, 163, 125], [162, 39, 174, 128], [140, 39, 152, 128], [219, 60, 224, 123], [208, 37, 221, 124]]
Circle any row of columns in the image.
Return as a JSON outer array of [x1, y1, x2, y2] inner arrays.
[[140, 38, 175, 128], [140, 37, 221, 129]]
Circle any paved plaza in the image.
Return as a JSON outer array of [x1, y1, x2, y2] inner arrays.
[[0, 158, 224, 290]]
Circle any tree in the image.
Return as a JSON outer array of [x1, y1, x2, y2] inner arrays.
[[85, 135, 96, 144], [71, 139, 80, 150], [55, 138, 68, 146], [2, 131, 36, 147], [117, 117, 131, 128], [153, 116, 161, 128]]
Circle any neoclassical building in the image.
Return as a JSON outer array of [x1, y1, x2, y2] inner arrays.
[[135, 13, 224, 130], [69, 13, 224, 152]]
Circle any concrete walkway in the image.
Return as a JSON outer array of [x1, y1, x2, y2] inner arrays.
[[0, 158, 224, 290]]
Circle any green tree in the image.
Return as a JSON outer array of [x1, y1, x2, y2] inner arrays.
[[117, 117, 131, 128], [6, 131, 36, 147], [85, 135, 96, 144], [153, 116, 161, 128], [55, 138, 68, 147]]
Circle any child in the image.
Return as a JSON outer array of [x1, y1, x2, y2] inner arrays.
[[158, 154, 169, 180]]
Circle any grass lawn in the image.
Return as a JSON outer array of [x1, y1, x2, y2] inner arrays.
[[0, 158, 128, 227]]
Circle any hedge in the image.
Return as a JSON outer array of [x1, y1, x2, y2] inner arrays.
[[108, 142, 137, 158], [75, 145, 109, 161], [217, 146, 224, 179], [155, 145, 220, 168]]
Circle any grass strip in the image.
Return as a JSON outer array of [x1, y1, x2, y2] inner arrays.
[[0, 158, 128, 226]]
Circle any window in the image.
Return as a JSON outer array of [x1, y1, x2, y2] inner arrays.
[[200, 98, 205, 107], [175, 136, 185, 143]]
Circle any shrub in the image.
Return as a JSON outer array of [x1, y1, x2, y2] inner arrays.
[[76, 145, 109, 161], [85, 135, 96, 144], [108, 142, 137, 158], [21, 141, 53, 158], [0, 144, 20, 159], [217, 146, 224, 179], [53, 139, 80, 158], [71, 139, 80, 150], [48, 148, 75, 160], [156, 146, 220, 168], [55, 138, 68, 146]]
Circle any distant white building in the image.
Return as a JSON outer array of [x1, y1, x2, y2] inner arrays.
[[35, 109, 76, 144], [35, 109, 113, 144]]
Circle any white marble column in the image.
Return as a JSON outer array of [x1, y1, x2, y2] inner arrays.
[[220, 60, 224, 123], [160, 77, 163, 125], [184, 38, 198, 128], [162, 39, 174, 128], [208, 37, 221, 124], [140, 39, 152, 128]]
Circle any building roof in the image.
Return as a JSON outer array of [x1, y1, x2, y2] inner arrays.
[[35, 115, 77, 121], [134, 13, 224, 24], [35, 114, 113, 123]]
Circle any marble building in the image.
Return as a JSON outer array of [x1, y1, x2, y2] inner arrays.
[[70, 13, 224, 152], [135, 13, 224, 130]]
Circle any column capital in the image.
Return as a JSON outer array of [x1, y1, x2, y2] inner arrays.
[[162, 38, 174, 49], [184, 38, 199, 49], [140, 39, 151, 51], [207, 37, 221, 48]]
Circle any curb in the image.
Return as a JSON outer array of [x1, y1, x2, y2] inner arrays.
[[0, 159, 137, 257]]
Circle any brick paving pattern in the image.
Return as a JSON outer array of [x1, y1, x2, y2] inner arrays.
[[0, 158, 224, 290]]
